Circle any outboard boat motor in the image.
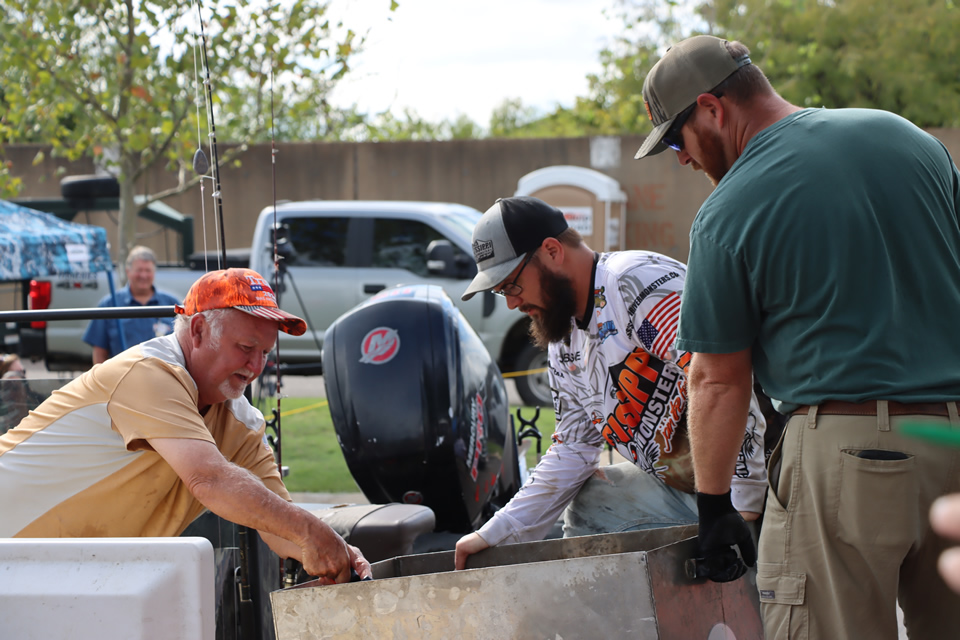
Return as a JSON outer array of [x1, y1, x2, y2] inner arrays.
[[322, 284, 520, 533]]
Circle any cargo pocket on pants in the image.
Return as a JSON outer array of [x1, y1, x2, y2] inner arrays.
[[757, 565, 807, 640]]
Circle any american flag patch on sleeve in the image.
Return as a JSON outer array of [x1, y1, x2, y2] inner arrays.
[[638, 292, 681, 356]]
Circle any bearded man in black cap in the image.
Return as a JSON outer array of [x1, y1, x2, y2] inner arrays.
[[453, 195, 768, 575]]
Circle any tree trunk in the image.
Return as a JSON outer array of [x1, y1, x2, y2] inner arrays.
[[116, 157, 138, 286]]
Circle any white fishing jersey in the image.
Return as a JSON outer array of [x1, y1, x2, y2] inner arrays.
[[478, 251, 767, 546]]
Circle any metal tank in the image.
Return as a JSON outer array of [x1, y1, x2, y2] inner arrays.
[[270, 526, 764, 639]]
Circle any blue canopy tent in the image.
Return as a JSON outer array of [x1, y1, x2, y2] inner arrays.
[[0, 199, 112, 281], [0, 199, 133, 351]]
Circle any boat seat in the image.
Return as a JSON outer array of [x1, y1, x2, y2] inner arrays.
[[306, 503, 436, 563]]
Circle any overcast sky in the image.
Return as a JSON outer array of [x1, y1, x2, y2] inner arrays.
[[327, 0, 622, 126]]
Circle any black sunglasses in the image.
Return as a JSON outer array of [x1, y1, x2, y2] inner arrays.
[[660, 103, 697, 152]]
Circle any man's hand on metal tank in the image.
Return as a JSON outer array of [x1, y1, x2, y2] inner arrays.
[[692, 490, 757, 583], [347, 544, 372, 581], [454, 532, 490, 570]]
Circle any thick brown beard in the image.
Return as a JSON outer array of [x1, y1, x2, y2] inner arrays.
[[691, 122, 730, 186], [527, 262, 579, 349]]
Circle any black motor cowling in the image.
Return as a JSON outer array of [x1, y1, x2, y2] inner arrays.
[[322, 285, 519, 533]]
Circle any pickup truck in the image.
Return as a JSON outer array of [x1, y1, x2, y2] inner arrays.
[[17, 200, 551, 406]]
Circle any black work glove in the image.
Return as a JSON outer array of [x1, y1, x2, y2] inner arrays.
[[693, 490, 756, 583]]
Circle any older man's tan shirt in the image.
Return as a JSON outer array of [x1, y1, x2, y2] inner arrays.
[[0, 334, 288, 538]]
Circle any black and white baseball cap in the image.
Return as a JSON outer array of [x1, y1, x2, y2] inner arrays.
[[461, 196, 569, 301]]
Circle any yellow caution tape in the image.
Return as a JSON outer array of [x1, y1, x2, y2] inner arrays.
[[501, 367, 547, 379], [280, 400, 328, 418]]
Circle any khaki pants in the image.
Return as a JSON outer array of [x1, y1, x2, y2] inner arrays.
[[759, 405, 960, 640]]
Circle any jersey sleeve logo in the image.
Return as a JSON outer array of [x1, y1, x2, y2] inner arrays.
[[639, 292, 681, 355], [597, 320, 618, 342], [594, 286, 607, 309]]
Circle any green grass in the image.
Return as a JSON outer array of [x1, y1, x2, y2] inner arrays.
[[257, 398, 556, 493]]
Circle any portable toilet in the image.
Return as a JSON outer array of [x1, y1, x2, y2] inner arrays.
[[514, 165, 627, 252]]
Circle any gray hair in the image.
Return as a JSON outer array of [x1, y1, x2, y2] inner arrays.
[[174, 307, 233, 346], [126, 245, 157, 269]]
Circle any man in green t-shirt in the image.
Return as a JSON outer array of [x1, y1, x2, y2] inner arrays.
[[636, 35, 960, 639]]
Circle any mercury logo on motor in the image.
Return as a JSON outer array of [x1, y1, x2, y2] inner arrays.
[[359, 327, 401, 365]]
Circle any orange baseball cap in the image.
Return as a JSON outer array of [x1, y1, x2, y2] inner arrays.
[[174, 268, 307, 336]]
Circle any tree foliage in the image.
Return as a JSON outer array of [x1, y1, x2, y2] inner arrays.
[[0, 0, 368, 272], [483, 97, 613, 138], [2, 0, 957, 201], [713, 0, 960, 127], [361, 108, 446, 141], [559, 0, 960, 135], [522, 0, 702, 137]]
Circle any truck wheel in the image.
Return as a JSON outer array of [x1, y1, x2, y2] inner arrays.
[[513, 343, 551, 407], [60, 175, 120, 199]]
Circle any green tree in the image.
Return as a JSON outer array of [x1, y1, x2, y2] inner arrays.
[[363, 108, 445, 141], [446, 114, 484, 140], [526, 0, 704, 137], [713, 0, 960, 127], [0, 160, 23, 200], [572, 0, 960, 133], [558, 45, 661, 136], [489, 98, 541, 138], [360, 109, 485, 141], [0, 0, 371, 274]]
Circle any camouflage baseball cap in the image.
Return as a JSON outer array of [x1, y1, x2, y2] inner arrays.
[[635, 35, 752, 159], [174, 268, 307, 336]]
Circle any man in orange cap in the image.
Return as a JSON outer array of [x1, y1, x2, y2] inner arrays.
[[0, 268, 370, 584]]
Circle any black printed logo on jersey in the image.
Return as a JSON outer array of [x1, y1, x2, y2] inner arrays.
[[548, 359, 565, 380], [627, 271, 680, 317], [735, 412, 761, 479]]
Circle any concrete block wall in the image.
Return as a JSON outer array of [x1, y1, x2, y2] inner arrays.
[[6, 128, 960, 267]]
